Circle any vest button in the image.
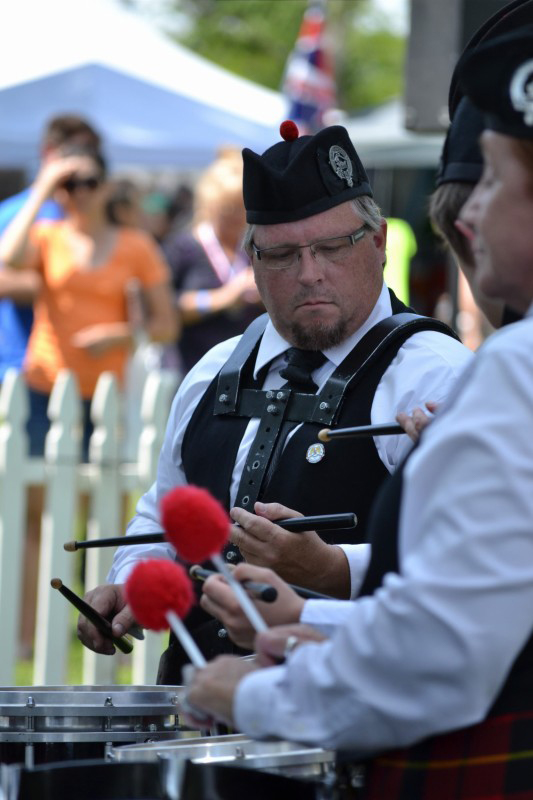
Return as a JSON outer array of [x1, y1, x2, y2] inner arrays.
[[267, 404, 279, 415], [218, 393, 230, 404], [226, 550, 238, 562], [319, 401, 330, 411], [217, 628, 228, 639]]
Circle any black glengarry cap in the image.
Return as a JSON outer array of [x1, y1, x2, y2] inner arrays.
[[435, 97, 485, 187], [243, 121, 373, 225], [458, 27, 533, 140], [449, 0, 533, 118]]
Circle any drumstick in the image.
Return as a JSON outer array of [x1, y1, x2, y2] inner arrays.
[[50, 578, 134, 655], [189, 565, 278, 602], [63, 512, 357, 551], [190, 565, 332, 601], [318, 423, 404, 441]]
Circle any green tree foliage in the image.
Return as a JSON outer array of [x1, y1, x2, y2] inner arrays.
[[149, 0, 406, 113]]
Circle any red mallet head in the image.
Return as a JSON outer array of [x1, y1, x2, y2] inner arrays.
[[125, 559, 194, 631], [280, 120, 299, 141], [160, 485, 230, 563]]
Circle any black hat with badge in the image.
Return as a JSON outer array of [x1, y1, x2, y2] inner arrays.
[[458, 27, 533, 140], [435, 97, 485, 187], [436, 1, 533, 187], [449, 0, 533, 119], [242, 120, 373, 225]]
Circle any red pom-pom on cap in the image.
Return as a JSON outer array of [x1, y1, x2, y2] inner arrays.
[[280, 120, 299, 141], [160, 485, 230, 563], [125, 559, 194, 631]]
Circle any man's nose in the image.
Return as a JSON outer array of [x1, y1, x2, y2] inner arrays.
[[296, 245, 325, 284]]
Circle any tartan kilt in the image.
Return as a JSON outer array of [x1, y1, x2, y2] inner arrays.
[[361, 710, 533, 800]]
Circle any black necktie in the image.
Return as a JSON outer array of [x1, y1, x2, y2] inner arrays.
[[261, 347, 327, 487], [233, 347, 327, 513], [278, 347, 328, 392]]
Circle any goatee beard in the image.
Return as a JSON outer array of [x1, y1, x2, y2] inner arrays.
[[289, 319, 348, 350]]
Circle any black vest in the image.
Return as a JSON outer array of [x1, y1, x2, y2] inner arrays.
[[182, 292, 457, 545], [156, 293, 459, 683]]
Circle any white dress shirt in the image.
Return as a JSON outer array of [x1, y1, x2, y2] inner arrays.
[[234, 307, 533, 754], [108, 283, 471, 586]]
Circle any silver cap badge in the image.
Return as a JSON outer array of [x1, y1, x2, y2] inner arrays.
[[329, 145, 354, 187], [510, 59, 533, 126]]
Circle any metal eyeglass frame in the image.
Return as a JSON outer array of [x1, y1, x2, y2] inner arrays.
[[251, 224, 369, 270]]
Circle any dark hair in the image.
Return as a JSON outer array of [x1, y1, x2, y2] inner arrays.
[[428, 182, 475, 267], [106, 179, 140, 225], [57, 144, 107, 179], [42, 114, 101, 151]]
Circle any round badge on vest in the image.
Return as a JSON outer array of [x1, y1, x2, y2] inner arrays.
[[306, 443, 325, 464]]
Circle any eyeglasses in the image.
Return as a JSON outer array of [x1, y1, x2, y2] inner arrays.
[[62, 176, 102, 193], [251, 224, 369, 271]]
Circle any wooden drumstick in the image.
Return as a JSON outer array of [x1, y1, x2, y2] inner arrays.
[[51, 578, 134, 655], [318, 423, 403, 441]]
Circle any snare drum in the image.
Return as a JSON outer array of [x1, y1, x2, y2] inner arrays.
[[0, 685, 191, 766], [108, 732, 336, 794]]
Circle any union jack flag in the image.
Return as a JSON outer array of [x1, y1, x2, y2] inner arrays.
[[281, 1, 338, 134]]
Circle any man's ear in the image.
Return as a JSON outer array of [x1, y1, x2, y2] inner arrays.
[[373, 218, 388, 266]]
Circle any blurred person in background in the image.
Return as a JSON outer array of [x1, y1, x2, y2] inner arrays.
[[141, 190, 177, 245], [162, 147, 263, 374], [106, 177, 143, 229], [0, 114, 102, 387], [0, 145, 177, 657]]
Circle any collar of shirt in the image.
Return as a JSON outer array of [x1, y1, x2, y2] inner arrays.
[[253, 282, 393, 388]]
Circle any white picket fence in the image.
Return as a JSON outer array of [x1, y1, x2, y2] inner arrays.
[[0, 367, 177, 687]]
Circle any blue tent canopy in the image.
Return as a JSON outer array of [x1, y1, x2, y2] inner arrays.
[[0, 63, 284, 173]]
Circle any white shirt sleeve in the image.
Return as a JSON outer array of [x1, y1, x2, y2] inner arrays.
[[107, 338, 240, 584], [371, 330, 473, 471], [234, 318, 533, 753], [300, 597, 357, 636]]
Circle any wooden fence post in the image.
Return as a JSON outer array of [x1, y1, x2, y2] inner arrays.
[[131, 371, 177, 685], [82, 373, 123, 686], [33, 370, 81, 685], [0, 371, 39, 684]]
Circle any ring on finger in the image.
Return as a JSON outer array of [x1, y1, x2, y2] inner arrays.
[[283, 634, 299, 660]]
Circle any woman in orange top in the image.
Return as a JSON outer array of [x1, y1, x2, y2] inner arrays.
[[0, 146, 178, 456], [0, 145, 178, 657]]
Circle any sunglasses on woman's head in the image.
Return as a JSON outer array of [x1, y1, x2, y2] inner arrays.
[[62, 175, 102, 193]]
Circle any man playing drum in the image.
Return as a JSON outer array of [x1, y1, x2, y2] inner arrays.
[[78, 121, 470, 682]]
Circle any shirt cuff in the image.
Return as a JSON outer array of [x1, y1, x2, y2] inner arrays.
[[337, 543, 371, 598], [234, 666, 294, 740], [300, 598, 356, 635]]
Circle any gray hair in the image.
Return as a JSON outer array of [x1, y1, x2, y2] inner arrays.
[[242, 195, 383, 256]]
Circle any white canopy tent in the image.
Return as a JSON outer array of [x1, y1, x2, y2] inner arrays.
[[0, 0, 288, 174], [346, 100, 445, 168]]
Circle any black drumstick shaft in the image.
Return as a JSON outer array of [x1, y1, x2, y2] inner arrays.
[[319, 423, 403, 441], [64, 512, 357, 551], [51, 578, 133, 654], [190, 566, 332, 602], [190, 565, 277, 603]]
